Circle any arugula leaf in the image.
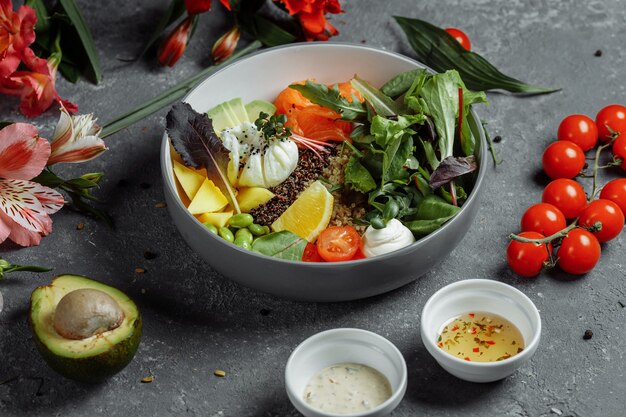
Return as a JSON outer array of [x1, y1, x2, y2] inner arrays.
[[429, 155, 478, 189], [344, 156, 376, 193], [403, 195, 460, 237], [394, 16, 558, 95], [370, 114, 424, 147], [59, 0, 102, 83], [289, 81, 366, 121], [251, 231, 307, 260], [351, 76, 403, 117], [166, 102, 241, 213]]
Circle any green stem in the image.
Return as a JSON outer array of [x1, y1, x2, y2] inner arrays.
[[509, 221, 578, 245], [590, 140, 615, 200], [100, 41, 263, 138], [481, 122, 501, 166]]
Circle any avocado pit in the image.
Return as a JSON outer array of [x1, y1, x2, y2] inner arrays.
[[53, 288, 124, 340]]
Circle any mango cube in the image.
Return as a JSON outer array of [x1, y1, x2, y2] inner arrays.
[[236, 187, 274, 212], [197, 211, 233, 228], [187, 178, 229, 214], [172, 160, 205, 200]]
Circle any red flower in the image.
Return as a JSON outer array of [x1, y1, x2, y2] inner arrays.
[[0, 0, 36, 78], [0, 48, 77, 118], [158, 16, 195, 67], [211, 26, 240, 63], [218, 0, 231, 11], [184, 0, 212, 15], [279, 0, 342, 41]]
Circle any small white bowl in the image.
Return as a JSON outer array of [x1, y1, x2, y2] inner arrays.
[[285, 328, 407, 417], [420, 279, 541, 383]]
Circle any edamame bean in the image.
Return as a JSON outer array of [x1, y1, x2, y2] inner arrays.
[[218, 227, 234, 243], [227, 213, 254, 228], [249, 223, 269, 236], [234, 238, 251, 250], [234, 228, 253, 245], [203, 222, 218, 235]]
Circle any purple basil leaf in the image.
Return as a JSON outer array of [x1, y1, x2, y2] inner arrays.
[[429, 155, 478, 189], [166, 102, 240, 213]]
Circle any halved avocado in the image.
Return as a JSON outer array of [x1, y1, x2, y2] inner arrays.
[[207, 98, 250, 133], [30, 274, 142, 383]]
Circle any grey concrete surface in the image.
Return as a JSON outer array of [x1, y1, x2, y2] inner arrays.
[[1, 0, 625, 416]]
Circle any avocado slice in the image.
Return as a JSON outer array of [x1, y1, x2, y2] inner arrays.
[[30, 275, 142, 383], [245, 100, 276, 122], [206, 98, 250, 133]]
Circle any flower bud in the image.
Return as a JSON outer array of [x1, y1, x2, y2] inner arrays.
[[158, 16, 196, 67], [211, 26, 240, 64], [48, 107, 107, 165], [184, 0, 212, 14]]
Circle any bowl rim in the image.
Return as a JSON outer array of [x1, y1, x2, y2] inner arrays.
[[284, 327, 408, 417], [420, 278, 542, 368], [160, 41, 489, 266]]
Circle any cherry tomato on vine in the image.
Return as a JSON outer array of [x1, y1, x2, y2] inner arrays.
[[302, 242, 324, 262], [542, 179, 587, 219], [596, 104, 626, 142], [520, 203, 566, 237], [557, 114, 598, 151], [578, 199, 625, 242], [557, 228, 601, 274], [506, 231, 552, 278], [316, 226, 361, 262], [612, 134, 626, 170], [444, 28, 471, 51], [600, 178, 626, 216], [542, 140, 586, 179]]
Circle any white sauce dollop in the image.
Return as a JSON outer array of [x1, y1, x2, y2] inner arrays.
[[303, 363, 392, 414], [361, 219, 415, 258]]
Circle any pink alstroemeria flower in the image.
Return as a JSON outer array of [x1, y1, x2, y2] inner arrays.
[[0, 123, 64, 247], [0, 48, 78, 118], [0, 0, 36, 78], [48, 107, 106, 165]]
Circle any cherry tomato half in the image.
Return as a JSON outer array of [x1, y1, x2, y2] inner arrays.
[[506, 231, 552, 278], [557, 114, 598, 151], [520, 203, 567, 237], [542, 140, 586, 179], [612, 134, 626, 171], [596, 104, 626, 142], [578, 199, 625, 242], [444, 28, 471, 51], [302, 242, 324, 262], [557, 228, 601, 275], [542, 179, 587, 219], [600, 178, 626, 216], [316, 226, 361, 262]]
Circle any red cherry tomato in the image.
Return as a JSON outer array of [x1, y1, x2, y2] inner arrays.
[[557, 228, 601, 274], [302, 242, 324, 262], [612, 134, 626, 170], [542, 141, 586, 179], [351, 247, 366, 260], [506, 231, 552, 278], [600, 178, 626, 216], [596, 104, 626, 142], [578, 199, 625, 242], [316, 226, 361, 262], [542, 179, 587, 219], [520, 203, 567, 237], [557, 114, 598, 151], [444, 28, 471, 51]]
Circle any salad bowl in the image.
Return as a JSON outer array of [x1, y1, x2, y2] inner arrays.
[[160, 42, 488, 302]]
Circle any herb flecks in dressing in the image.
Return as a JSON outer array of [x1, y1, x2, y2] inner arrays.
[[303, 363, 392, 414], [437, 311, 525, 362]]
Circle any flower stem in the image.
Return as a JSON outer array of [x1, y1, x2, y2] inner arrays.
[[509, 221, 578, 244], [100, 41, 263, 138]]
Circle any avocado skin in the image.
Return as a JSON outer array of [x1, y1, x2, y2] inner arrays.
[[31, 313, 142, 383]]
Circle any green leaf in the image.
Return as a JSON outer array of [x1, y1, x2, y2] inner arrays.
[[403, 195, 460, 237], [101, 41, 262, 138], [65, 177, 99, 189], [394, 16, 558, 95], [370, 114, 424, 147], [0, 121, 13, 129], [32, 170, 65, 188], [289, 81, 366, 121], [26, 0, 51, 32], [5, 265, 53, 273], [382, 133, 413, 185], [248, 14, 297, 47], [344, 156, 376, 193], [59, 61, 82, 83], [59, 0, 102, 83], [380, 68, 426, 98], [351, 76, 403, 117], [251, 231, 307, 261], [137, 0, 186, 58]]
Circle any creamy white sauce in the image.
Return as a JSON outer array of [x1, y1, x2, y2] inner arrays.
[[361, 219, 415, 258], [303, 363, 392, 414]]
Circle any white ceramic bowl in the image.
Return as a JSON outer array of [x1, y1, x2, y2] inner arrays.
[[160, 42, 487, 301], [285, 328, 407, 417], [420, 279, 541, 383]]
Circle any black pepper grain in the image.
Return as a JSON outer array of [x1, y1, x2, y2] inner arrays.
[[594, 49, 602, 57], [583, 329, 593, 340], [493, 135, 502, 143]]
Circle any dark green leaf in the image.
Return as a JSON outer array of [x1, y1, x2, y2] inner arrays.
[[403, 195, 460, 237], [59, 61, 81, 83], [65, 178, 99, 189], [26, 0, 51, 32], [32, 170, 65, 188], [380, 68, 426, 98], [289, 81, 366, 121], [137, 0, 186, 59], [394, 16, 558, 95], [382, 134, 413, 184], [344, 156, 376, 193], [251, 231, 307, 260], [241, 14, 296, 47], [0, 121, 13, 129], [59, 0, 102, 83], [351, 76, 403, 116]]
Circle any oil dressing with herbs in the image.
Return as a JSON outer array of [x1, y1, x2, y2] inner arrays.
[[437, 311, 525, 362]]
